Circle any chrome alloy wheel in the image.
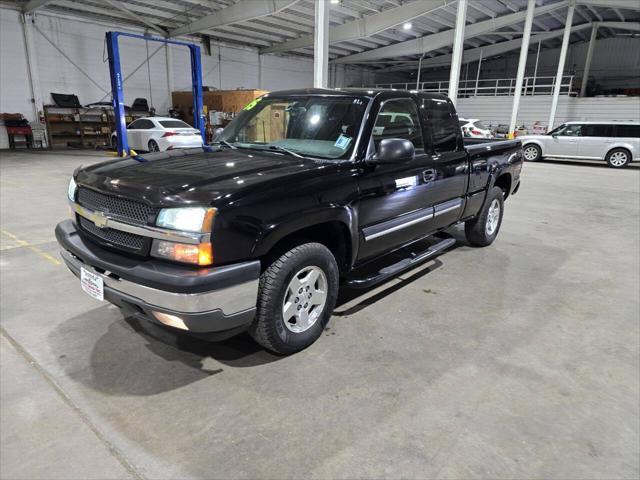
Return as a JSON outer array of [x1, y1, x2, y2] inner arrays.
[[486, 199, 501, 236], [523, 145, 539, 161], [282, 266, 328, 333], [609, 151, 628, 167]]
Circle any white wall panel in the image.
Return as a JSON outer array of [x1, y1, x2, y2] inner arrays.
[[0, 9, 32, 117], [456, 96, 640, 129]]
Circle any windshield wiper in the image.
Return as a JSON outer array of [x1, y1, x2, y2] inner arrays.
[[212, 140, 237, 149], [266, 144, 303, 158]]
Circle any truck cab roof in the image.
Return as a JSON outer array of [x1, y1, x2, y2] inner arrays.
[[261, 88, 451, 103]]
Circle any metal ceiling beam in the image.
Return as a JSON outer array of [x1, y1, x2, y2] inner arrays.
[[332, 0, 569, 63], [601, 21, 640, 31], [103, 0, 166, 35], [23, 0, 53, 13], [260, 0, 453, 55], [168, 0, 300, 37], [577, 0, 639, 8]]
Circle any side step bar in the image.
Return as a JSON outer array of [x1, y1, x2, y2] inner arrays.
[[344, 237, 456, 289]]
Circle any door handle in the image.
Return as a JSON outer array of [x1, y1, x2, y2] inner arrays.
[[422, 169, 436, 183]]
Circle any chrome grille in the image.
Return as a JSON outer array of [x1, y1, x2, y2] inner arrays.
[[78, 188, 153, 225], [79, 216, 145, 252]]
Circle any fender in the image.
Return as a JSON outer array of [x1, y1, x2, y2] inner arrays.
[[252, 204, 360, 268]]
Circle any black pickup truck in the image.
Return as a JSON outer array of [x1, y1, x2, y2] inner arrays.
[[56, 88, 522, 354]]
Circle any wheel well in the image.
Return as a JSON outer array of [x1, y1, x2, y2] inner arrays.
[[494, 173, 512, 199], [263, 221, 352, 274], [606, 146, 631, 159]]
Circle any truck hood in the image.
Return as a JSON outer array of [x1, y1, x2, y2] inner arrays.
[[76, 147, 332, 207]]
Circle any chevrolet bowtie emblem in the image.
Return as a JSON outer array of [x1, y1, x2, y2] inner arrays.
[[93, 212, 109, 229]]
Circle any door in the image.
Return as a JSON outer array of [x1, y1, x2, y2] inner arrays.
[[578, 124, 614, 159], [421, 96, 469, 230], [356, 98, 439, 261], [125, 119, 145, 150], [136, 119, 157, 151], [546, 123, 581, 157]]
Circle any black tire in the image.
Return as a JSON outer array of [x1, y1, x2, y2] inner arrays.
[[111, 135, 117, 149], [148, 139, 160, 152], [605, 148, 631, 168], [249, 243, 339, 355], [465, 186, 504, 247], [523, 143, 541, 162]]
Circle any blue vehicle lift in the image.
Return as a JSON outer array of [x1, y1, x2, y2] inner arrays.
[[105, 31, 205, 156]]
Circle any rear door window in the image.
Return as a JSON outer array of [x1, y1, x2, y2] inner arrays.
[[581, 124, 614, 137], [615, 125, 640, 138], [133, 119, 155, 129], [424, 97, 461, 152], [127, 119, 145, 129]]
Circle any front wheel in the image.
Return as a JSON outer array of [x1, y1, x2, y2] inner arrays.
[[523, 143, 541, 162], [465, 186, 504, 247], [249, 243, 339, 355], [606, 148, 631, 168]]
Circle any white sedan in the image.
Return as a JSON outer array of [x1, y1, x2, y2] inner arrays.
[[459, 118, 493, 139], [111, 117, 203, 152]]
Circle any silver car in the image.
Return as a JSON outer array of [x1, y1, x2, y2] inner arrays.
[[520, 121, 640, 168]]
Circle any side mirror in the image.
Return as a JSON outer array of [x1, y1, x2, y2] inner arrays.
[[213, 128, 224, 141], [551, 134, 558, 138], [371, 138, 415, 164]]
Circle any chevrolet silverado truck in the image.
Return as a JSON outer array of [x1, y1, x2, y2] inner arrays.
[[56, 88, 523, 354]]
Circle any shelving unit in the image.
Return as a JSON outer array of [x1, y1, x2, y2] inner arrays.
[[44, 105, 151, 149], [44, 105, 115, 149]]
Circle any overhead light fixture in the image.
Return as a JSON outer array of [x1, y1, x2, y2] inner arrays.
[[403, 22, 412, 30], [330, 0, 339, 3]]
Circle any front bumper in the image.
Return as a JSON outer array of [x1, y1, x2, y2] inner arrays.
[[55, 220, 260, 336]]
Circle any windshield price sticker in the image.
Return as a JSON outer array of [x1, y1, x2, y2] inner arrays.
[[334, 134, 352, 150]]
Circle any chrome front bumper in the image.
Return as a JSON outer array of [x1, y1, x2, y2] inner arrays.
[[56, 220, 260, 335]]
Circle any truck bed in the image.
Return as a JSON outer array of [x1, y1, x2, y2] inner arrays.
[[464, 138, 522, 157]]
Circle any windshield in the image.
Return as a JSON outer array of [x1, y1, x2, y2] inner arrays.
[[218, 95, 369, 159], [473, 121, 487, 130]]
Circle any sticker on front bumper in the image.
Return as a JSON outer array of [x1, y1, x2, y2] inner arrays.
[[81, 267, 104, 301]]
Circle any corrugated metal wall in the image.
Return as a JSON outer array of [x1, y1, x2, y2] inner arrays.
[[456, 96, 640, 130]]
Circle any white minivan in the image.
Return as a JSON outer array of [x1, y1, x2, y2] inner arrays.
[[520, 121, 640, 168]]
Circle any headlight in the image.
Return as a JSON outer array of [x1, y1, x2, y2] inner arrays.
[[156, 207, 216, 232], [68, 177, 77, 202]]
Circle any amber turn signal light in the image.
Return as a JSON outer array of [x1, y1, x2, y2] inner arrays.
[[151, 240, 213, 266]]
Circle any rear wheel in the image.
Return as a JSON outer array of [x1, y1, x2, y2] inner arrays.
[[606, 148, 631, 168], [523, 143, 541, 162], [249, 243, 339, 355], [148, 139, 160, 152], [465, 186, 504, 247]]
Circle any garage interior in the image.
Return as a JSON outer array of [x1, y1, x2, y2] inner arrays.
[[1, 0, 639, 479]]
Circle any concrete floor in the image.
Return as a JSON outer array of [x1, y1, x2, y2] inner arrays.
[[1, 149, 638, 479]]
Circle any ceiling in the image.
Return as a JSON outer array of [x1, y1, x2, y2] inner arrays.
[[6, 0, 640, 72]]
